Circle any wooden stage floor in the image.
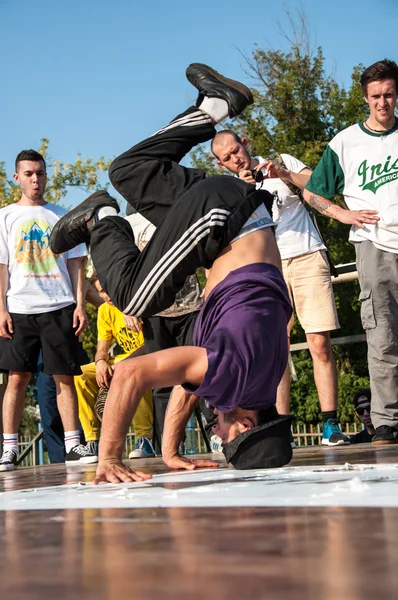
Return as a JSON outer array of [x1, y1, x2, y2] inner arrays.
[[1, 444, 398, 600]]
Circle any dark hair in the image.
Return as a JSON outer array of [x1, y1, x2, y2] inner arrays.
[[15, 149, 46, 172], [89, 270, 99, 286], [360, 59, 398, 94], [353, 389, 371, 409], [211, 130, 243, 159]]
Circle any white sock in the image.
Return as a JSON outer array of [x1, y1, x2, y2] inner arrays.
[[198, 96, 229, 123], [96, 206, 118, 220], [3, 433, 18, 455], [64, 430, 80, 453]]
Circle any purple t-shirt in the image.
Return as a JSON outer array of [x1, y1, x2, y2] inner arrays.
[[183, 263, 292, 412]]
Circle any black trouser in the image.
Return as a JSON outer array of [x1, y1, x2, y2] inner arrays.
[[142, 312, 198, 453], [199, 398, 217, 438], [91, 107, 273, 317]]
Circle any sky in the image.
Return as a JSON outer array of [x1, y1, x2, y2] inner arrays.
[[0, 0, 397, 207]]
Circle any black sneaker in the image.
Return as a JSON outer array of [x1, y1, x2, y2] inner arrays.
[[372, 425, 398, 445], [186, 63, 254, 118], [0, 449, 18, 471], [65, 443, 99, 465], [49, 190, 119, 254]]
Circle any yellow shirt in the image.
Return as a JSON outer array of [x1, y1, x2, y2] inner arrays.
[[97, 303, 144, 357]]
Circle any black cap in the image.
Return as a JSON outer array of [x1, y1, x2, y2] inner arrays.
[[222, 415, 293, 470]]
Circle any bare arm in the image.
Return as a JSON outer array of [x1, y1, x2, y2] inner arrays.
[[255, 162, 312, 190], [84, 280, 104, 308], [302, 189, 380, 228], [95, 339, 113, 388], [0, 263, 13, 339], [248, 160, 379, 227], [162, 386, 218, 471], [93, 346, 208, 484], [67, 257, 87, 335]]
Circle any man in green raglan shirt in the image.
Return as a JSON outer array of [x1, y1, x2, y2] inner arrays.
[[303, 59, 398, 445]]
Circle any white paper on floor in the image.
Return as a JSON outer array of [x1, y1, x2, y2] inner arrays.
[[1, 463, 398, 511]]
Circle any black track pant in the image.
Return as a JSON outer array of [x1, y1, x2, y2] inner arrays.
[[142, 312, 198, 453], [91, 107, 273, 317]]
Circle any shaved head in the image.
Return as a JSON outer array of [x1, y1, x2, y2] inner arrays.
[[211, 130, 242, 159], [211, 130, 252, 175]]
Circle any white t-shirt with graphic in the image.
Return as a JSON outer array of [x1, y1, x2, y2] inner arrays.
[[306, 121, 398, 253], [257, 154, 325, 260], [0, 203, 87, 314]]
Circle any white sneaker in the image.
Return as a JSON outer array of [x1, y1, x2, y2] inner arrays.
[[210, 434, 223, 453]]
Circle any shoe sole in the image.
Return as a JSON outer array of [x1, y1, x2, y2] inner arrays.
[[0, 464, 16, 471], [128, 453, 155, 459], [50, 190, 119, 254], [372, 439, 398, 445], [321, 439, 350, 446], [79, 456, 99, 463], [186, 63, 253, 104], [65, 456, 99, 466]]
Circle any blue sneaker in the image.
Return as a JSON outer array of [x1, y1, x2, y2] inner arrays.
[[290, 431, 297, 449], [179, 441, 186, 455], [322, 419, 350, 446], [129, 437, 156, 459]]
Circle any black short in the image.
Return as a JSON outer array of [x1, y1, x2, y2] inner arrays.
[[142, 311, 199, 353], [0, 304, 82, 375]]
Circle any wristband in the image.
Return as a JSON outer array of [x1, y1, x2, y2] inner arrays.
[[95, 357, 107, 365]]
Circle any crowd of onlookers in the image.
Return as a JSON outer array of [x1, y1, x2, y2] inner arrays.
[[1, 57, 398, 471]]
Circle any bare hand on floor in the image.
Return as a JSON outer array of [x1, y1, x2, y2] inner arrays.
[[93, 458, 152, 484], [163, 453, 219, 471]]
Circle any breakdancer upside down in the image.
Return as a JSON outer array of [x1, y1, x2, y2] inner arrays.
[[50, 64, 293, 483]]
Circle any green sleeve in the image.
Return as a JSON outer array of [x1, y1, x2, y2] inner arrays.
[[305, 145, 345, 200]]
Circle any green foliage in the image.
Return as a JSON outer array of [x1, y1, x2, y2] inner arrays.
[[20, 376, 40, 437], [40, 139, 112, 204], [0, 138, 111, 208], [0, 161, 20, 207], [82, 303, 99, 363], [191, 15, 371, 424]]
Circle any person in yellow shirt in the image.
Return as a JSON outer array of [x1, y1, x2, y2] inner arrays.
[[74, 272, 154, 459]]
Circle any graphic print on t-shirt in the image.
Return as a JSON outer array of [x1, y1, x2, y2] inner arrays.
[[114, 326, 144, 354], [357, 154, 398, 194], [14, 219, 57, 274]]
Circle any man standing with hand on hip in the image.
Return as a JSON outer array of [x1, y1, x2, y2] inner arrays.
[[304, 59, 398, 444]]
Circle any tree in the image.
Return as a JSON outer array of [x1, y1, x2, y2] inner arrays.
[[191, 13, 370, 425]]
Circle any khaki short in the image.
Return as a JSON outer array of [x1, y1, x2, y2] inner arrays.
[[281, 250, 340, 334]]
